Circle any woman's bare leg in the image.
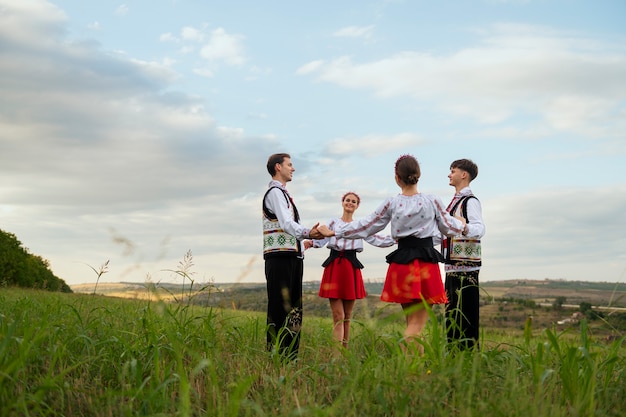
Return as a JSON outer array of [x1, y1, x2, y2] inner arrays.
[[329, 298, 345, 346], [401, 302, 428, 355], [342, 299, 356, 348]]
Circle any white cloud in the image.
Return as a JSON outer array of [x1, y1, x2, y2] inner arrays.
[[160, 32, 178, 42], [246, 112, 268, 120], [245, 65, 272, 81], [323, 133, 426, 157], [115, 4, 129, 16], [544, 96, 619, 132], [333, 25, 376, 39], [199, 28, 246, 66], [299, 24, 626, 133], [296, 60, 325, 75], [0, 0, 67, 45], [180, 26, 206, 42], [164, 25, 247, 75], [193, 67, 215, 78], [480, 185, 626, 281], [0, 0, 281, 285], [179, 45, 195, 55], [1, 0, 624, 288]]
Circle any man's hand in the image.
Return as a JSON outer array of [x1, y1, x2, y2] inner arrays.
[[308, 223, 324, 239], [317, 224, 335, 238]]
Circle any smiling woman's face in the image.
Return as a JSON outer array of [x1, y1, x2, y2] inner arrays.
[[342, 193, 360, 212]]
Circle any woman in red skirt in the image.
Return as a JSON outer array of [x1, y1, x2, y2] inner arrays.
[[304, 192, 395, 349], [318, 156, 467, 354]]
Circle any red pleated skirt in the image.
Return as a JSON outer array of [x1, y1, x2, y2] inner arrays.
[[318, 257, 366, 300], [380, 259, 447, 304]]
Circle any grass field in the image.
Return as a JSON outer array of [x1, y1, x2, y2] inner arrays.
[[1, 285, 625, 416]]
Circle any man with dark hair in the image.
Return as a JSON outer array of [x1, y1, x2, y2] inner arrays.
[[262, 153, 322, 360], [443, 158, 486, 350]]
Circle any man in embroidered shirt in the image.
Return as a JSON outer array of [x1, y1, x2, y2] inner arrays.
[[262, 153, 323, 360], [443, 159, 486, 350]]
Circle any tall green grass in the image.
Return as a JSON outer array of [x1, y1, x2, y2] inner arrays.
[[0, 286, 624, 416]]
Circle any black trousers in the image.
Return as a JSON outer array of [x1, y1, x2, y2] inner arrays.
[[445, 270, 480, 350], [265, 256, 303, 360]]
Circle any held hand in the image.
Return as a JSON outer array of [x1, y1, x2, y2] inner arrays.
[[454, 215, 468, 235], [308, 223, 324, 240], [317, 224, 335, 238], [303, 239, 314, 250]]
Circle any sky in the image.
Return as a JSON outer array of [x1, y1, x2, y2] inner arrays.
[[1, 0, 625, 289]]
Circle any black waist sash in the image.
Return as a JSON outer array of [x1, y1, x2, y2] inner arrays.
[[385, 236, 443, 265], [321, 249, 364, 269]]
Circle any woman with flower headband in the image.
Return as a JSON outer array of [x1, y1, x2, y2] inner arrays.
[[318, 155, 466, 354], [304, 191, 395, 350]]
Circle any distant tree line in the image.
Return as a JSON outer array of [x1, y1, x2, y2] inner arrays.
[[0, 228, 71, 292]]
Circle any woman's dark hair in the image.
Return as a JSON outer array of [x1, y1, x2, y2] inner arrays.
[[394, 154, 420, 185]]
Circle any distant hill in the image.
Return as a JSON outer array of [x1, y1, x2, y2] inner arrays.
[[71, 278, 626, 337], [72, 278, 626, 307], [72, 278, 626, 315], [481, 279, 626, 307], [0, 228, 71, 292]]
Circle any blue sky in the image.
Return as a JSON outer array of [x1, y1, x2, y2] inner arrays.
[[1, 0, 625, 287]]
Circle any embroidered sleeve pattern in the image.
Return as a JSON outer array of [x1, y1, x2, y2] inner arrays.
[[341, 200, 391, 238], [434, 197, 464, 236], [364, 233, 396, 248]]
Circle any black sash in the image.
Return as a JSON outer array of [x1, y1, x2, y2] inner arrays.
[[385, 236, 443, 264], [321, 249, 364, 269]]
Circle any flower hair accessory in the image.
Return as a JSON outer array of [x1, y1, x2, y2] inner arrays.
[[394, 154, 415, 171]]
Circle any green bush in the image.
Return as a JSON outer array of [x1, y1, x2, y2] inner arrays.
[[0, 229, 71, 292]]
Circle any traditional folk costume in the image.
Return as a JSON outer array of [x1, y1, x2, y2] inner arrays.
[[333, 194, 464, 305], [441, 186, 486, 349], [262, 180, 313, 360], [312, 218, 395, 300]]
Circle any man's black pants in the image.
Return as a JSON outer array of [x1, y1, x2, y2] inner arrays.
[[445, 270, 480, 350], [265, 256, 303, 360]]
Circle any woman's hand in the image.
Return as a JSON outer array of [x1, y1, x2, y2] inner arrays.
[[317, 224, 335, 237], [454, 215, 468, 235]]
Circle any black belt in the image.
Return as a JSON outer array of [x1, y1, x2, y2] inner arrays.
[[397, 236, 434, 249], [321, 249, 364, 269], [386, 236, 443, 264]]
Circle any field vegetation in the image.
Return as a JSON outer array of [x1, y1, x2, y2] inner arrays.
[[3, 249, 626, 415], [2, 281, 625, 416]]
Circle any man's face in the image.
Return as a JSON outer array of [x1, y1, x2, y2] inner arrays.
[[448, 167, 466, 187], [276, 157, 295, 183]]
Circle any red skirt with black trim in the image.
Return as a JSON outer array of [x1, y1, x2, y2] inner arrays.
[[380, 259, 447, 304], [318, 257, 366, 300]]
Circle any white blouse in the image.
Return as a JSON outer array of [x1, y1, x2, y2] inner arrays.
[[335, 193, 464, 241], [313, 218, 395, 251]]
